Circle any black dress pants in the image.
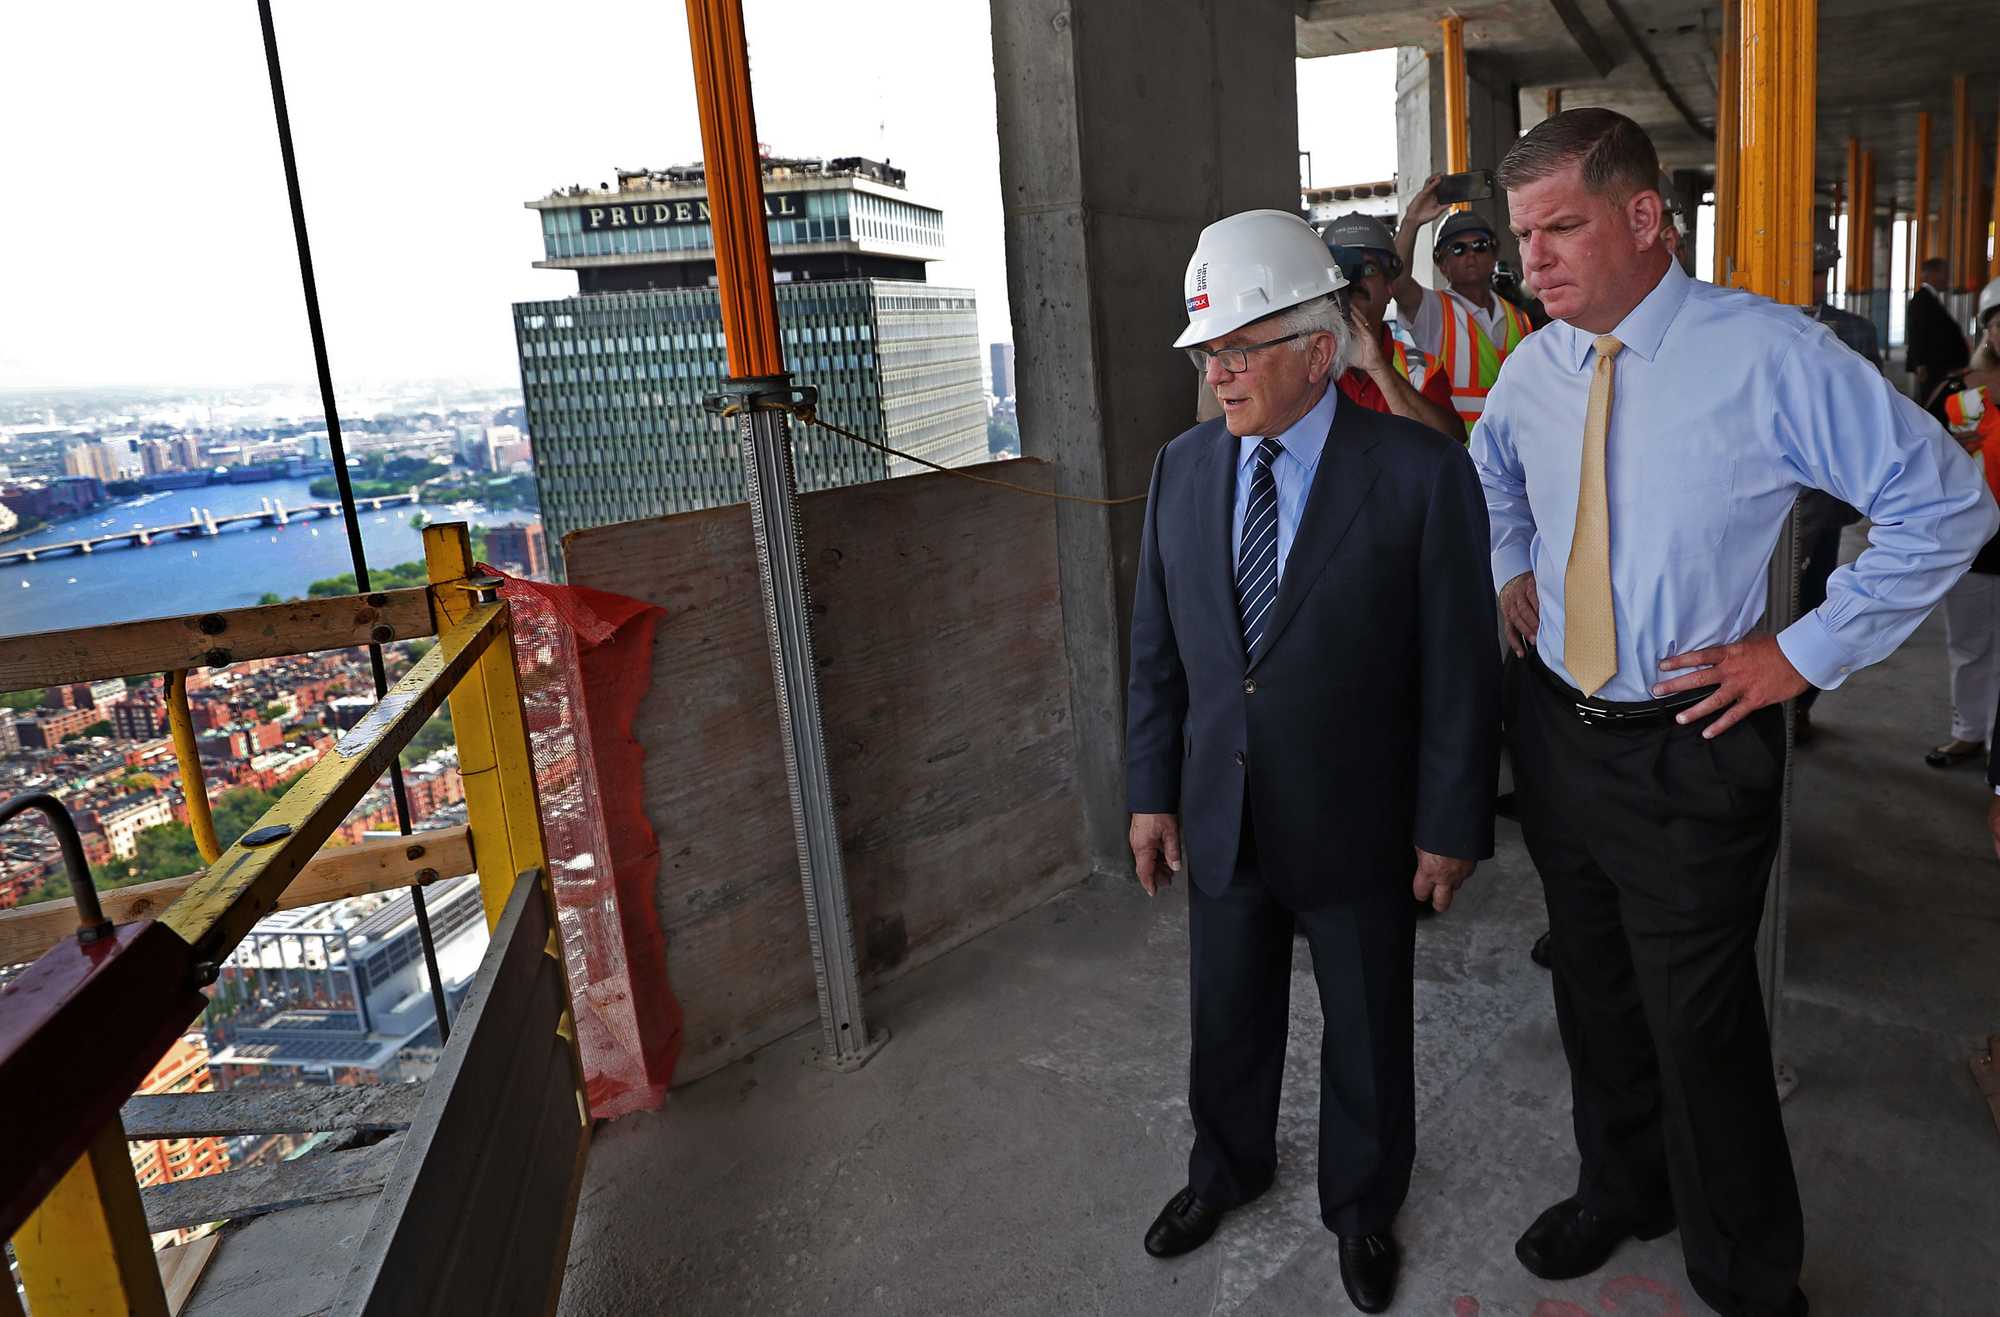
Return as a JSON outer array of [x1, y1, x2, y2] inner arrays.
[[1513, 661, 1804, 1316], [1185, 810, 1416, 1238]]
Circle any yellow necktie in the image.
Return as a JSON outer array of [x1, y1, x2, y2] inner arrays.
[[1565, 334, 1624, 697]]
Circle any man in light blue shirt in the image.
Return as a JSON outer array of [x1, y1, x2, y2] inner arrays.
[[1472, 109, 1996, 1317]]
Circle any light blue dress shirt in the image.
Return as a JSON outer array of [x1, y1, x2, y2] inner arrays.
[[1232, 381, 1338, 581], [1470, 259, 1998, 703]]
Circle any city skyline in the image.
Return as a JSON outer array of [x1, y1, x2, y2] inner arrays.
[[1, 3, 1393, 393]]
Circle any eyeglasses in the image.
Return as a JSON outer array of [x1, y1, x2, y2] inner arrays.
[[1337, 259, 1387, 283], [1185, 330, 1309, 374], [1442, 238, 1495, 257]]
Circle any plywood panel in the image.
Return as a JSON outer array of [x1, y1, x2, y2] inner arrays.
[[564, 459, 1085, 1082]]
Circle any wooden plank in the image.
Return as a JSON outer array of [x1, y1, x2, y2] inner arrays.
[[161, 602, 505, 963], [335, 868, 572, 1316], [159, 1232, 222, 1317], [564, 459, 1086, 1084], [0, 588, 436, 692], [0, 825, 473, 968], [122, 1083, 425, 1140], [140, 1138, 399, 1235]]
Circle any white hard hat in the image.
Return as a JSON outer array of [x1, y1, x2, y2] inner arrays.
[[1979, 275, 2000, 326], [1174, 209, 1348, 349]]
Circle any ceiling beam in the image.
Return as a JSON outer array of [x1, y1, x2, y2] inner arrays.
[[1601, 0, 1712, 138], [1545, 0, 1615, 79]]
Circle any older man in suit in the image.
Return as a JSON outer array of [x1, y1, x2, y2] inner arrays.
[[1125, 208, 1499, 1313]]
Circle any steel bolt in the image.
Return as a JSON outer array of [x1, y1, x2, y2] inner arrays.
[[368, 593, 388, 607], [405, 844, 425, 860], [203, 648, 230, 667], [371, 624, 394, 644], [416, 867, 440, 884], [198, 613, 227, 635]]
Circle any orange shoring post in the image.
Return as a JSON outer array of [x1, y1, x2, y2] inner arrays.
[[1546, 87, 1561, 119], [1843, 137, 1862, 293], [1990, 96, 2000, 279], [1734, 0, 1815, 302], [1715, 0, 1741, 283], [1915, 110, 1932, 267], [1951, 74, 1969, 287], [1858, 149, 1876, 289], [684, 0, 783, 379], [1441, 16, 1469, 177]]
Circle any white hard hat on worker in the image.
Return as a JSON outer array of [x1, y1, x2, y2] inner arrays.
[[1175, 209, 1351, 438]]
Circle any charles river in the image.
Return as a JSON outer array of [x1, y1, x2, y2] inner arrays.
[[0, 475, 537, 639]]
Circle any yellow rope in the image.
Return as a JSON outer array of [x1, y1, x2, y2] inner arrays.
[[715, 399, 1148, 508]]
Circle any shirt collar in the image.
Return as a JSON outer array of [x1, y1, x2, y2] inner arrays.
[[1238, 379, 1337, 473], [1561, 258, 1691, 371]]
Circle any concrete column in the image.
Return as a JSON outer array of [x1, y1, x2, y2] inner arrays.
[[991, 0, 1299, 876], [1395, 47, 1522, 289]]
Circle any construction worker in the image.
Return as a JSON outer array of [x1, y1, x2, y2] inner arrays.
[[1320, 211, 1466, 442], [1129, 208, 1497, 1313], [1924, 277, 2000, 770], [1392, 177, 1536, 424]]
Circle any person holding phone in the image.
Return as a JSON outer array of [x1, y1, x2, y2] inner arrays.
[[1392, 174, 1536, 425], [1321, 211, 1466, 444]]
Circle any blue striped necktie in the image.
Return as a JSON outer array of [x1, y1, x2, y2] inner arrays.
[[1237, 438, 1284, 659]]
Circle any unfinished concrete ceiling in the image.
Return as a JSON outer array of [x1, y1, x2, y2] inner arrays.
[[1296, 0, 2000, 211]]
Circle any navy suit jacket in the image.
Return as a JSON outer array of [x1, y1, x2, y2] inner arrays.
[[1124, 397, 1499, 907]]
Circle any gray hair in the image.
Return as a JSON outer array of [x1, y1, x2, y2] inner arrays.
[[1273, 294, 1351, 373]]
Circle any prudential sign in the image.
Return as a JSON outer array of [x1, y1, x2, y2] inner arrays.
[[579, 193, 804, 232]]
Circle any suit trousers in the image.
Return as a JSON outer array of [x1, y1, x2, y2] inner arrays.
[[1185, 809, 1416, 1238], [1512, 661, 1803, 1316]]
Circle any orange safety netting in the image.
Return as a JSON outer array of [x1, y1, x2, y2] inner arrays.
[[487, 568, 681, 1118]]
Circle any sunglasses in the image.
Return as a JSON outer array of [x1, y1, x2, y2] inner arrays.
[[1441, 238, 1495, 257], [1337, 259, 1388, 283]]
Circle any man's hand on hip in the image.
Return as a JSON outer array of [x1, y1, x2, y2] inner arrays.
[[1413, 848, 1476, 913], [1653, 633, 1811, 737], [1129, 812, 1182, 897], [1499, 571, 1540, 657]]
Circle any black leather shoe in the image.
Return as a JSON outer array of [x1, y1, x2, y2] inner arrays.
[[1495, 790, 1520, 820], [1530, 930, 1553, 969], [1514, 1198, 1674, 1281], [1337, 1231, 1399, 1313], [1144, 1186, 1225, 1258]]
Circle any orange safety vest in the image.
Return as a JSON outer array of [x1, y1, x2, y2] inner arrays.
[[1436, 289, 1533, 424], [1945, 385, 2000, 506], [1384, 325, 1437, 394]]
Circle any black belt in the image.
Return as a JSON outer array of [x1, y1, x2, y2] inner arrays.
[[1526, 649, 1714, 728]]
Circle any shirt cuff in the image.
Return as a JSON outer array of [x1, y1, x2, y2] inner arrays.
[[1492, 544, 1534, 595], [1776, 609, 1857, 690]]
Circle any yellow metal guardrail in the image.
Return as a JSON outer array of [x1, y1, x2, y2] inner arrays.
[[2, 523, 584, 1316]]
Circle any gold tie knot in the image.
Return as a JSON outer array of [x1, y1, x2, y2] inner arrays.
[[1594, 334, 1624, 362]]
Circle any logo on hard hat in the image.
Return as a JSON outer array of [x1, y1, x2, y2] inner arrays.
[[1186, 293, 1210, 312]]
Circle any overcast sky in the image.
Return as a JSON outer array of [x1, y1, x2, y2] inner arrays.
[[0, 3, 1394, 392]]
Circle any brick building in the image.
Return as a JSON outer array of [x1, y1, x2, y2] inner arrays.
[[112, 692, 165, 740], [15, 705, 104, 749], [129, 1034, 230, 1244]]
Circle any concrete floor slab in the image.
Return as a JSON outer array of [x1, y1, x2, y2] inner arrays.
[[559, 586, 2000, 1316]]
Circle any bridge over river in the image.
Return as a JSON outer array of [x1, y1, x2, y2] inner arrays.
[[0, 490, 419, 564]]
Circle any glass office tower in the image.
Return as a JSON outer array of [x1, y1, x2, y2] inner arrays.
[[513, 157, 985, 571]]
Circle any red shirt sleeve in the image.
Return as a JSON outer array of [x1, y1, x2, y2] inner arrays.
[[1418, 354, 1454, 409]]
